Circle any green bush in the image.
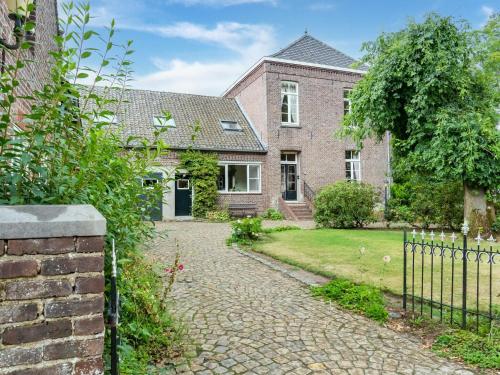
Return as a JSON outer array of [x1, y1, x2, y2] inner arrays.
[[433, 330, 500, 369], [387, 176, 463, 229], [206, 209, 231, 222], [261, 208, 284, 220], [179, 151, 219, 218], [492, 215, 500, 234], [228, 217, 263, 245], [314, 181, 378, 228], [312, 279, 388, 322]]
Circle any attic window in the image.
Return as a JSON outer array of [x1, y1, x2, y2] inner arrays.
[[220, 120, 241, 131], [94, 114, 118, 125], [153, 116, 176, 128]]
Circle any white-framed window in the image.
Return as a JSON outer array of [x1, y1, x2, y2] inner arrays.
[[176, 179, 190, 190], [281, 81, 298, 125], [343, 88, 352, 116], [280, 152, 297, 163], [153, 116, 176, 128], [217, 163, 261, 193], [345, 150, 361, 181], [220, 120, 242, 131]]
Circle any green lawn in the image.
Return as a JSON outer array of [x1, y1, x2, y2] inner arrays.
[[255, 229, 500, 312]]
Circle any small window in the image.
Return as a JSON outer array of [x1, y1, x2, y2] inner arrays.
[[154, 116, 176, 128], [177, 179, 190, 190], [142, 178, 158, 188], [281, 81, 299, 125], [343, 89, 352, 116], [220, 120, 241, 131], [345, 150, 361, 181], [94, 114, 118, 126]]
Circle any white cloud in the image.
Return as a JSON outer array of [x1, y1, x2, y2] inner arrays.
[[480, 5, 495, 26], [133, 59, 248, 94], [167, 0, 277, 6], [131, 22, 276, 95]]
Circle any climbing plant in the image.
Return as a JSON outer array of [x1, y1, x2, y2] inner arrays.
[[179, 150, 220, 217]]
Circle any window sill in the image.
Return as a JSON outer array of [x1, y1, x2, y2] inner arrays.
[[281, 124, 301, 129], [218, 191, 262, 195]]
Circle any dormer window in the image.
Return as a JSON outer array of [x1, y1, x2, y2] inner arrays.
[[94, 114, 118, 126], [153, 116, 175, 128], [220, 120, 241, 131]]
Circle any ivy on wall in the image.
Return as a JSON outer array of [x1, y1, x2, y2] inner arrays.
[[179, 151, 219, 218]]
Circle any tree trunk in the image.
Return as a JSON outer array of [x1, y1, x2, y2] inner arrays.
[[464, 183, 490, 236]]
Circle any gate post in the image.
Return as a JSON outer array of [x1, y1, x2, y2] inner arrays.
[[403, 230, 407, 310]]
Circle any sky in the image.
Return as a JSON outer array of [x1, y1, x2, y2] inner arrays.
[[82, 0, 497, 96]]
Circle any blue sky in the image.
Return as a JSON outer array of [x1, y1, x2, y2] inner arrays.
[[84, 0, 497, 95]]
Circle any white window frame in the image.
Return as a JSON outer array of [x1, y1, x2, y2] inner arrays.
[[153, 116, 176, 128], [343, 88, 352, 116], [345, 150, 361, 182], [281, 81, 299, 126], [217, 162, 262, 194], [220, 120, 242, 131]]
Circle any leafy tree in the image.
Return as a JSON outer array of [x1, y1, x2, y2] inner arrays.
[[342, 14, 499, 233]]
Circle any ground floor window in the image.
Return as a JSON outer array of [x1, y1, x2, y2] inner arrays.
[[218, 163, 261, 193], [345, 150, 361, 181]]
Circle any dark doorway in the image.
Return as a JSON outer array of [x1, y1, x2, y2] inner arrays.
[[175, 174, 192, 216], [141, 172, 163, 221], [281, 164, 297, 201]]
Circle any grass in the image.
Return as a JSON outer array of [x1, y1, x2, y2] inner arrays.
[[254, 229, 500, 312], [312, 278, 388, 322], [433, 329, 500, 369]]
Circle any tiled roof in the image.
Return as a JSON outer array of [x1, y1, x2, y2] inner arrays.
[[270, 34, 366, 71], [82, 87, 266, 153]]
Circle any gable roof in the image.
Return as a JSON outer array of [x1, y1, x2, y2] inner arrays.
[[223, 33, 366, 96], [270, 34, 366, 71], [83, 87, 266, 153]]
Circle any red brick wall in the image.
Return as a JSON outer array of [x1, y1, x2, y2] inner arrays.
[[227, 60, 390, 209], [0, 0, 59, 122], [0, 236, 105, 375]]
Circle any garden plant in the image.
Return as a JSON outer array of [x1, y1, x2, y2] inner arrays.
[[0, 2, 184, 372]]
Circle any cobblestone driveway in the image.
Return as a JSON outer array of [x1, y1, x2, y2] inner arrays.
[[147, 222, 474, 375]]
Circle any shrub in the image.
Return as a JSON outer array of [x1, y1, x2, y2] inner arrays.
[[492, 215, 500, 234], [228, 217, 263, 245], [433, 330, 500, 369], [261, 208, 285, 220], [314, 181, 378, 228], [312, 278, 388, 322], [179, 151, 219, 218], [206, 209, 231, 222], [387, 176, 463, 229]]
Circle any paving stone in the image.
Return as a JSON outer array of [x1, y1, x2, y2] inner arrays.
[[148, 222, 477, 374]]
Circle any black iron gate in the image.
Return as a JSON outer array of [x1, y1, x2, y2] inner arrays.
[[403, 227, 499, 332]]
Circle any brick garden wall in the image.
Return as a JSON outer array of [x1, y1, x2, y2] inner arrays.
[[0, 206, 106, 375]]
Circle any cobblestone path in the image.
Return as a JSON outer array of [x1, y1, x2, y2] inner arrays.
[[147, 222, 474, 375]]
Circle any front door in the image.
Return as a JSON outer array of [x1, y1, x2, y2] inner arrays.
[[175, 175, 192, 216], [141, 173, 163, 221], [281, 164, 297, 201]]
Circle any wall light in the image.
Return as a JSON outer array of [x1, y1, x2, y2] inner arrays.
[[0, 0, 34, 50]]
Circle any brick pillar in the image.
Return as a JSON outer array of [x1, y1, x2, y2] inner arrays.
[[0, 205, 106, 375]]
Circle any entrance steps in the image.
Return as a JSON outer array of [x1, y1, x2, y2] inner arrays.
[[282, 202, 313, 221]]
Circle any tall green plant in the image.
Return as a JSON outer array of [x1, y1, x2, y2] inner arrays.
[[179, 150, 219, 217], [341, 14, 500, 233], [0, 2, 183, 372]]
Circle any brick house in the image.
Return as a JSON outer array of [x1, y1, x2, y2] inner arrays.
[[100, 33, 391, 220], [1, 0, 59, 124]]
